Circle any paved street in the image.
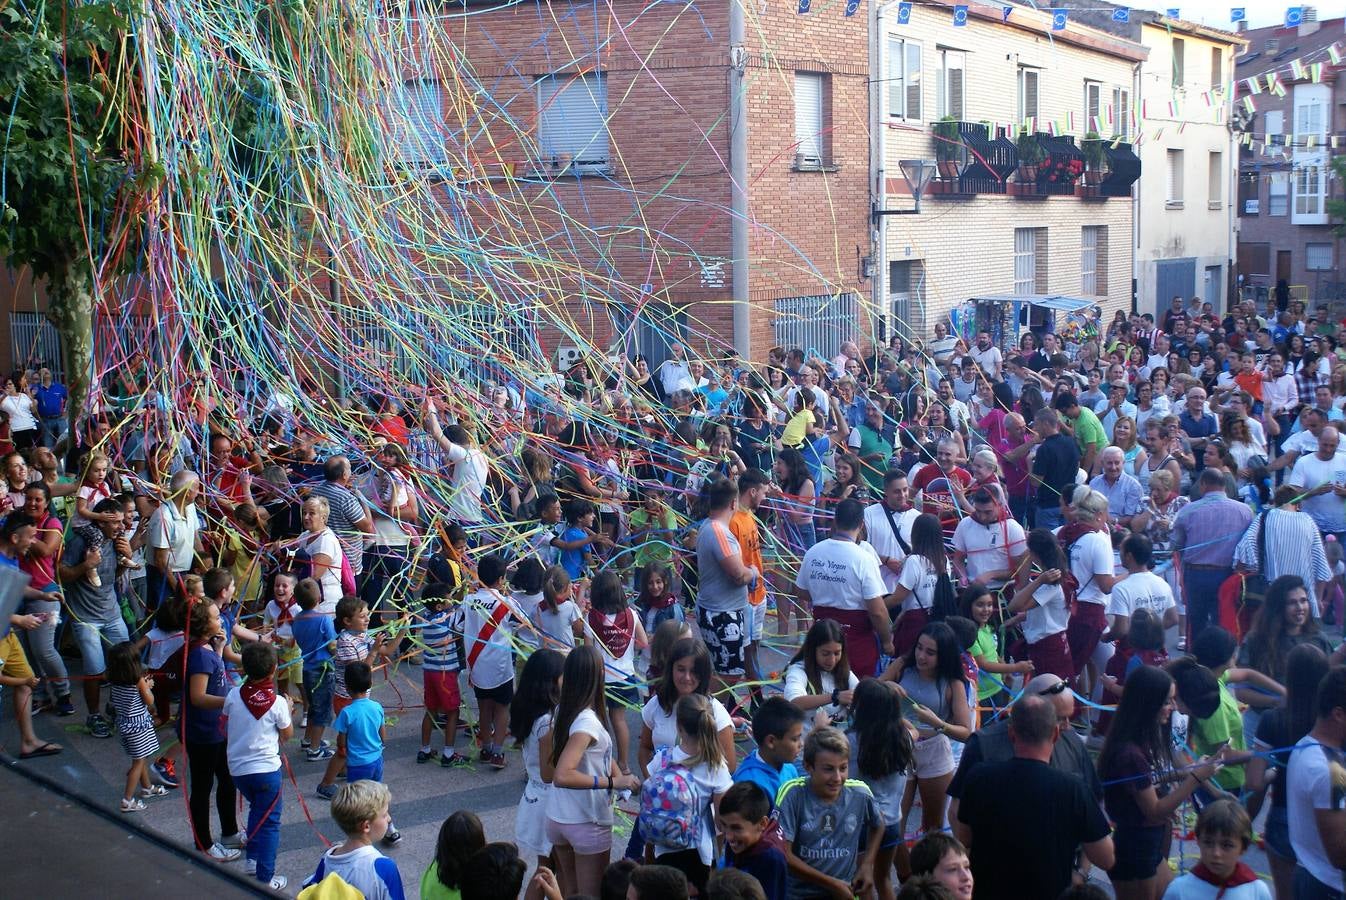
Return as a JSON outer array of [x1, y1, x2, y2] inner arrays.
[[2, 623, 1282, 898]]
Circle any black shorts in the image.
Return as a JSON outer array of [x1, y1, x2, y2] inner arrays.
[[696, 607, 748, 677], [472, 680, 515, 706], [1109, 824, 1169, 882]]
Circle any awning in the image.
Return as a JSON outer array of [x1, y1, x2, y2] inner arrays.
[[969, 294, 1096, 312]]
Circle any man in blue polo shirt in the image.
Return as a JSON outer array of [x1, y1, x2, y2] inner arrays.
[[33, 368, 67, 449]]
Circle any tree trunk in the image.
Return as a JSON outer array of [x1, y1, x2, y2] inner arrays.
[[45, 261, 94, 439]]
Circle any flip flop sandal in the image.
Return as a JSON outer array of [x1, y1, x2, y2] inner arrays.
[[19, 742, 62, 759]]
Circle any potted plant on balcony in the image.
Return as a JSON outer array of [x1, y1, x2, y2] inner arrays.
[[1082, 131, 1107, 185], [1016, 129, 1046, 183], [934, 116, 963, 180]]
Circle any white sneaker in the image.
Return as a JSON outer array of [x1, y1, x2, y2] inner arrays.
[[207, 842, 242, 862], [219, 831, 246, 850], [269, 876, 288, 891], [244, 858, 257, 876]]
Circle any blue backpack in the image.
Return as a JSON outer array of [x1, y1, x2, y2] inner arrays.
[[638, 751, 701, 851]]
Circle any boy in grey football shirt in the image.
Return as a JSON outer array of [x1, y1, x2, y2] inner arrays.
[[776, 727, 883, 900]]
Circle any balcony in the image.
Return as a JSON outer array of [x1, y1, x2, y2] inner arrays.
[[1075, 139, 1141, 199], [1012, 134, 1084, 198], [928, 121, 1018, 196]]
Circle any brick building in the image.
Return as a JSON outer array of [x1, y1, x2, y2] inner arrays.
[[1235, 11, 1346, 302], [873, 1, 1142, 344]]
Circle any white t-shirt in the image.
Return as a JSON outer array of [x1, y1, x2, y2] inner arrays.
[[657, 360, 694, 396], [586, 610, 639, 682], [951, 517, 1026, 586], [642, 694, 734, 754], [1106, 571, 1176, 621], [1284, 429, 1320, 456], [538, 600, 581, 650], [461, 589, 516, 690], [264, 600, 302, 642], [1023, 582, 1069, 643], [0, 394, 37, 432], [147, 501, 201, 574], [1161, 873, 1272, 899], [1064, 530, 1113, 606], [784, 661, 859, 736], [649, 746, 733, 866], [970, 345, 1002, 377], [297, 528, 344, 614], [1287, 733, 1346, 891], [445, 442, 488, 524], [896, 554, 940, 613], [513, 590, 545, 650], [862, 503, 919, 592], [545, 708, 614, 825], [145, 627, 184, 670], [794, 538, 886, 613], [222, 687, 292, 777], [1289, 451, 1346, 533]]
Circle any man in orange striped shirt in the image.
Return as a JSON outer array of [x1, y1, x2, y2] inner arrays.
[[731, 469, 771, 699]]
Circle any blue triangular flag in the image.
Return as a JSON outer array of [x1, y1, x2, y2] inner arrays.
[[1112, 7, 1130, 22], [797, 0, 810, 14], [1002, 5, 1012, 23], [953, 4, 968, 26], [896, 1, 911, 25], [1230, 7, 1245, 22], [1286, 7, 1303, 27], [1051, 8, 1067, 30], [844, 0, 861, 17]]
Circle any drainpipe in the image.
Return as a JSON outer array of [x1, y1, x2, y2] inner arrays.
[[1132, 59, 1142, 315], [872, 0, 886, 346], [730, 0, 750, 358]]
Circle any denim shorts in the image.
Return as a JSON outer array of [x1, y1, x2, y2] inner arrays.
[[303, 665, 334, 727], [1264, 804, 1292, 860], [72, 617, 130, 675]]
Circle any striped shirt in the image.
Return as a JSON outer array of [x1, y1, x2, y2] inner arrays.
[[1234, 508, 1332, 587], [419, 606, 461, 673], [1171, 492, 1252, 567]]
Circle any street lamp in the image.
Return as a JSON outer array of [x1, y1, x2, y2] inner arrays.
[[873, 158, 937, 219]]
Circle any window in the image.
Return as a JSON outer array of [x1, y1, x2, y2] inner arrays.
[[1238, 174, 1259, 215], [1265, 109, 1285, 139], [1014, 228, 1037, 295], [1111, 87, 1130, 139], [1307, 244, 1334, 271], [1172, 38, 1185, 88], [1296, 99, 1326, 139], [889, 260, 925, 332], [536, 72, 609, 171], [1166, 149, 1183, 205], [1208, 151, 1223, 207], [1084, 81, 1101, 131], [383, 79, 449, 166], [794, 72, 825, 163], [888, 37, 922, 120], [1269, 172, 1289, 215], [937, 49, 966, 119], [1018, 68, 1040, 123], [1081, 226, 1100, 296], [1294, 163, 1327, 222], [1211, 47, 1223, 90]]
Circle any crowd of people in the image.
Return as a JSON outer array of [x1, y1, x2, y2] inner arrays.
[[4, 293, 1346, 899]]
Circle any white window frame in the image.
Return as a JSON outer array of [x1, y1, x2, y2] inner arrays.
[[1307, 243, 1334, 271], [383, 79, 449, 167], [1166, 149, 1184, 206], [1210, 46, 1223, 91], [1081, 227, 1100, 296], [1208, 151, 1223, 208], [1269, 172, 1289, 216], [536, 72, 610, 173], [937, 49, 966, 120], [1293, 161, 1328, 223], [1265, 109, 1285, 139], [1018, 67, 1040, 123], [888, 37, 923, 121], [794, 72, 825, 163], [1014, 229, 1036, 295], [1084, 80, 1102, 131], [1172, 37, 1185, 89], [1111, 86, 1130, 140], [1294, 84, 1330, 141]]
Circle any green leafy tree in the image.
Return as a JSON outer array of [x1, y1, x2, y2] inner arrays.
[[0, 0, 149, 430]]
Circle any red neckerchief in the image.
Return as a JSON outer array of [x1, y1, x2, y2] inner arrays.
[[644, 591, 676, 611], [1056, 520, 1102, 548], [239, 677, 277, 720], [588, 607, 635, 657], [1190, 862, 1258, 896]]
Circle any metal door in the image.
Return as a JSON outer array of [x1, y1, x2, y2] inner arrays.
[[1154, 258, 1196, 316]]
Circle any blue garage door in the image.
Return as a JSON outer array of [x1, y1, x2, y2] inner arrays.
[[1154, 258, 1196, 318]]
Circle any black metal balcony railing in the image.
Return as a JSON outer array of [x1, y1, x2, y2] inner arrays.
[[957, 123, 1017, 194], [1100, 140, 1141, 197], [1031, 134, 1084, 195]]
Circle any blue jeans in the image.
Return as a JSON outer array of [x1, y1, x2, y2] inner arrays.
[[1181, 565, 1231, 642], [39, 416, 65, 449], [234, 769, 282, 882], [71, 616, 129, 676], [1035, 505, 1065, 530]]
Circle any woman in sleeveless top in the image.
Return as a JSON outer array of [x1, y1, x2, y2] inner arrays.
[[1137, 419, 1182, 496], [881, 622, 971, 838]]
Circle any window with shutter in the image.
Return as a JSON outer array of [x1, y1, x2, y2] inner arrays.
[[1018, 68, 1039, 122], [1172, 38, 1185, 88], [794, 72, 824, 162], [384, 79, 449, 166], [937, 50, 965, 120], [1265, 110, 1284, 138], [1084, 81, 1101, 130], [1014, 229, 1036, 295], [536, 73, 610, 172], [1166, 149, 1183, 204], [906, 42, 923, 121], [1080, 227, 1098, 297], [1269, 173, 1289, 216], [1112, 87, 1130, 139], [1210, 47, 1223, 90], [1307, 244, 1334, 271], [888, 38, 923, 120]]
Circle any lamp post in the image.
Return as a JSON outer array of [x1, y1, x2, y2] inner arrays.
[[872, 158, 937, 220]]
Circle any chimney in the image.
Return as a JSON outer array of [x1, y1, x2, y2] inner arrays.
[[1236, 19, 1247, 33], [1299, 6, 1320, 37]]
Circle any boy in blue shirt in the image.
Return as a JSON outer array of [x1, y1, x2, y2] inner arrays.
[[290, 578, 337, 761], [734, 697, 804, 808], [720, 782, 788, 900], [555, 499, 606, 580], [316, 662, 401, 845]]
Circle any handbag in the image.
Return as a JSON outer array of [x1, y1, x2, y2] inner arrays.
[[1241, 512, 1271, 606]]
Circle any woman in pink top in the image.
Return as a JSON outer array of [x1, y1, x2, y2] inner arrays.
[[20, 481, 71, 714]]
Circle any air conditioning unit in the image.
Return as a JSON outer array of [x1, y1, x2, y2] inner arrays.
[[795, 152, 824, 170], [555, 345, 584, 371]]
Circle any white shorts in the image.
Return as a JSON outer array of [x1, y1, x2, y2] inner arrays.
[[912, 733, 955, 779], [748, 602, 767, 642]]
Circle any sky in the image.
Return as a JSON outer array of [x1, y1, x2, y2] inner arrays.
[[1130, 2, 1339, 29]]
